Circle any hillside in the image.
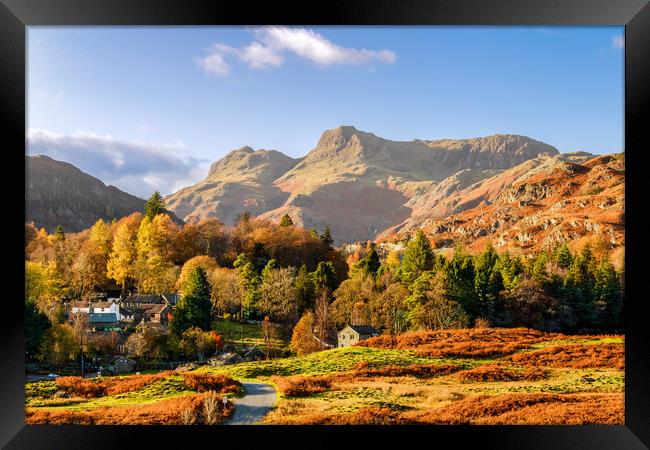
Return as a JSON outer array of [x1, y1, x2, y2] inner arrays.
[[26, 155, 149, 232], [385, 153, 624, 256], [166, 127, 559, 243]]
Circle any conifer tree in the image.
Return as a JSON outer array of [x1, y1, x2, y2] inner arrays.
[[313, 261, 337, 292], [53, 225, 65, 241], [170, 267, 212, 336], [320, 226, 333, 248], [555, 243, 573, 269], [295, 264, 316, 313], [144, 191, 167, 220], [358, 245, 381, 278], [400, 230, 435, 284], [279, 214, 294, 227]]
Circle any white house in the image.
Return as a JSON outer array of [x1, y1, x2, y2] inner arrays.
[[70, 301, 130, 321]]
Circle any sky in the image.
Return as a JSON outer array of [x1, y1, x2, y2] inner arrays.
[[27, 26, 624, 198]]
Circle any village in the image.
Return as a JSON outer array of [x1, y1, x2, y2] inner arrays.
[[31, 290, 381, 379]]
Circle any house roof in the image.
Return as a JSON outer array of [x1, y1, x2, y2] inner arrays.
[[343, 325, 380, 336], [88, 313, 118, 324], [139, 303, 169, 314], [162, 293, 179, 304], [72, 301, 116, 308], [124, 294, 164, 304]]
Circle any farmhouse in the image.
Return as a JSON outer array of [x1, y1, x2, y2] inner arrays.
[[337, 325, 380, 348]]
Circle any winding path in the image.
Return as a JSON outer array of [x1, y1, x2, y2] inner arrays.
[[225, 382, 277, 425]]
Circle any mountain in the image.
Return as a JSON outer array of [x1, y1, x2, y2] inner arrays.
[[384, 153, 624, 257], [166, 127, 559, 244], [165, 146, 300, 225], [26, 155, 148, 232]]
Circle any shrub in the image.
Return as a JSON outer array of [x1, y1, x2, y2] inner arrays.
[[357, 328, 558, 358], [182, 373, 241, 394], [26, 392, 234, 425], [274, 376, 332, 397], [510, 344, 624, 370], [456, 365, 548, 382]]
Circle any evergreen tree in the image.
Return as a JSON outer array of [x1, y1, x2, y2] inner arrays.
[[555, 243, 573, 269], [295, 264, 316, 313], [358, 246, 381, 278], [262, 258, 279, 279], [279, 214, 294, 227], [234, 253, 261, 319], [320, 226, 333, 248], [25, 299, 51, 359], [593, 260, 622, 329], [170, 267, 213, 336], [144, 191, 167, 220], [53, 225, 65, 241], [473, 243, 501, 321], [400, 230, 435, 284], [313, 261, 337, 292]]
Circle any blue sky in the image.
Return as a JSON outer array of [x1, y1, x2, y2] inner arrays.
[[27, 26, 624, 198]]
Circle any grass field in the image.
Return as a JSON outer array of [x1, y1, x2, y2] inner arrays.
[[25, 327, 624, 425]]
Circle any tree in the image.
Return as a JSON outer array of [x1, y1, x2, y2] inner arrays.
[[279, 214, 294, 227], [176, 256, 219, 293], [144, 191, 167, 220], [314, 289, 333, 349], [53, 225, 65, 241], [371, 282, 409, 335], [25, 299, 51, 360], [210, 268, 244, 317], [357, 245, 381, 278], [554, 243, 573, 269], [320, 226, 333, 248], [259, 266, 298, 324], [593, 260, 622, 329], [40, 324, 77, 370], [107, 213, 142, 296], [400, 230, 434, 284], [233, 253, 261, 319], [134, 214, 179, 294], [406, 271, 468, 330], [295, 264, 316, 313], [501, 278, 559, 329], [181, 327, 216, 362], [313, 261, 337, 292], [171, 267, 213, 335], [290, 312, 320, 355]]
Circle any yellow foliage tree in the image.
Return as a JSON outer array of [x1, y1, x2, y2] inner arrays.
[[290, 311, 320, 356], [176, 255, 219, 293]]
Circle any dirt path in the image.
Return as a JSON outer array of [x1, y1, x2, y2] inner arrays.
[[225, 382, 277, 425]]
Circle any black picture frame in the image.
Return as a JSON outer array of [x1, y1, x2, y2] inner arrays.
[[2, 0, 649, 448]]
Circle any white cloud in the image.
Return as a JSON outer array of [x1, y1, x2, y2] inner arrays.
[[27, 128, 209, 198], [197, 26, 396, 76], [612, 35, 624, 49]]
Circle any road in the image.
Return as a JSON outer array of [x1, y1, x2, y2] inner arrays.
[[225, 382, 277, 425]]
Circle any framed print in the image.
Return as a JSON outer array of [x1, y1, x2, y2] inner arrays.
[[2, 0, 649, 448]]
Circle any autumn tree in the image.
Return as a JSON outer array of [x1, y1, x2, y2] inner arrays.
[[181, 327, 216, 362], [40, 323, 77, 370], [210, 268, 244, 317], [290, 311, 320, 355], [259, 265, 298, 325], [176, 256, 219, 293], [314, 289, 334, 349], [171, 267, 213, 336], [107, 213, 142, 297], [134, 214, 179, 294]]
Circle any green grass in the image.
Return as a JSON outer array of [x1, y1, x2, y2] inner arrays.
[[197, 346, 474, 380], [212, 319, 289, 353], [528, 337, 624, 350], [49, 376, 195, 410]]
